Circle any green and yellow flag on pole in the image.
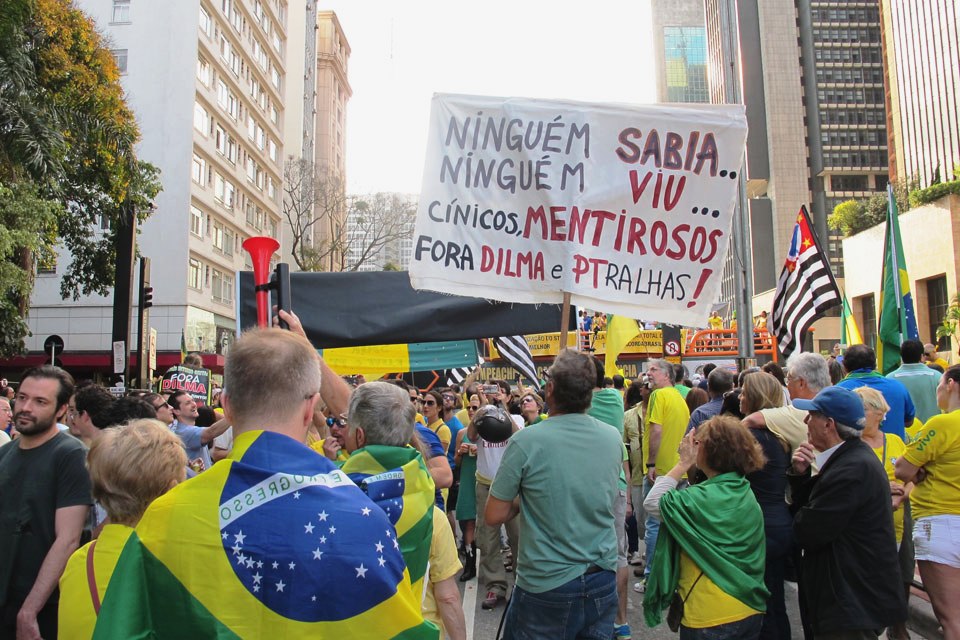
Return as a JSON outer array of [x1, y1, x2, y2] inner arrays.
[[840, 295, 863, 346], [93, 431, 437, 639], [605, 315, 640, 377], [180, 330, 187, 363], [877, 185, 919, 374]]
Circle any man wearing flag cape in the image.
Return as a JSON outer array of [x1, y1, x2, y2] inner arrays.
[[92, 328, 437, 639]]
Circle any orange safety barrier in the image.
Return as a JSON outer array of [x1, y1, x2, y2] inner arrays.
[[684, 328, 778, 362]]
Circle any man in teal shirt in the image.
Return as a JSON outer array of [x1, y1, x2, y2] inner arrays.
[[886, 339, 941, 424], [486, 349, 623, 639]]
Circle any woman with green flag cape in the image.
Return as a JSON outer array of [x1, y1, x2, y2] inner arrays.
[[642, 416, 769, 638]]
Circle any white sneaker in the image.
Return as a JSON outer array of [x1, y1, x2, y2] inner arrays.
[[628, 551, 643, 566], [632, 580, 646, 593]]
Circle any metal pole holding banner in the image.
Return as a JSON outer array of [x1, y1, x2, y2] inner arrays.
[[559, 292, 571, 352], [719, 0, 755, 366]]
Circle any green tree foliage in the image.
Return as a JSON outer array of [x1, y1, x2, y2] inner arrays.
[[0, 182, 60, 354], [0, 0, 161, 354], [827, 179, 915, 237], [909, 178, 960, 208]]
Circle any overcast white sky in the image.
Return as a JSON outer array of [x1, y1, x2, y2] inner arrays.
[[321, 0, 657, 195]]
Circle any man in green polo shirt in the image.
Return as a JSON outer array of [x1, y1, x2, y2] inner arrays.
[[486, 349, 623, 639]]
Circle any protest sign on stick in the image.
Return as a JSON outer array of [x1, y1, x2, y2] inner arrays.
[[409, 94, 748, 327]]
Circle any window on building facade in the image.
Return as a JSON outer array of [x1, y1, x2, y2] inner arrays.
[[190, 206, 203, 237], [830, 175, 868, 191], [194, 102, 209, 135], [926, 276, 950, 350], [197, 56, 211, 86], [191, 154, 206, 185], [212, 269, 234, 303], [199, 6, 212, 37], [188, 258, 203, 290], [111, 49, 128, 74], [112, 0, 131, 23], [663, 26, 709, 103]]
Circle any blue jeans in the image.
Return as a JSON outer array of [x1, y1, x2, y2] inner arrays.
[[679, 614, 763, 640], [643, 476, 660, 579], [503, 570, 617, 640]]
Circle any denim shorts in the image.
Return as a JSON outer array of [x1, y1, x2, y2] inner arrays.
[[914, 514, 960, 568]]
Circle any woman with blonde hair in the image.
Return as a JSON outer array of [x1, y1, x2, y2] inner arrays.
[[855, 386, 913, 640], [59, 419, 187, 638], [740, 372, 791, 640], [643, 416, 769, 638]]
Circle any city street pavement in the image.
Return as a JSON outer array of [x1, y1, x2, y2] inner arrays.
[[456, 550, 943, 640]]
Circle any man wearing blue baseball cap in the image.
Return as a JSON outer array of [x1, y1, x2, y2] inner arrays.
[[788, 386, 907, 638]]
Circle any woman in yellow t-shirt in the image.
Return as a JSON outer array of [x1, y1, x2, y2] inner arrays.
[[59, 420, 187, 639], [855, 388, 910, 543], [895, 365, 960, 640], [855, 387, 914, 640]]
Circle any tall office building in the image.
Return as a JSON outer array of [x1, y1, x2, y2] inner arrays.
[[651, 0, 710, 104], [20, 0, 287, 375], [282, 6, 351, 271], [799, 1, 889, 274], [704, 0, 887, 349], [881, 0, 960, 187]]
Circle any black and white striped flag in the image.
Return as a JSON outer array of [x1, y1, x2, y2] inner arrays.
[[446, 364, 479, 387], [492, 335, 540, 390], [771, 206, 841, 358]]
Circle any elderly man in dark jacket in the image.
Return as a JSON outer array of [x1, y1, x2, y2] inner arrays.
[[788, 387, 906, 639]]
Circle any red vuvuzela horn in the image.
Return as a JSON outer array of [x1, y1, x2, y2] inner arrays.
[[242, 236, 280, 328]]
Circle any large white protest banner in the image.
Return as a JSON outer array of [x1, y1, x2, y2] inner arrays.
[[409, 93, 748, 327]]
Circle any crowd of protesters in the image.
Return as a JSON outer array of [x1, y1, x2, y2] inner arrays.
[[0, 320, 958, 640]]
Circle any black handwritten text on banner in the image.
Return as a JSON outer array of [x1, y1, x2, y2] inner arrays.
[[408, 94, 748, 327]]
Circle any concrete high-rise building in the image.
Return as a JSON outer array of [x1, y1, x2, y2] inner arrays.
[[704, 0, 888, 352], [651, 0, 710, 104], [19, 0, 287, 376], [282, 6, 351, 271], [343, 193, 417, 272], [881, 0, 960, 187], [799, 1, 889, 275]]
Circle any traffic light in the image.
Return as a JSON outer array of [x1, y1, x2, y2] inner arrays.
[[142, 286, 154, 309]]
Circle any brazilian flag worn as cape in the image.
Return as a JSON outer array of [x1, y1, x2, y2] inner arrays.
[[341, 445, 435, 598], [93, 430, 438, 639]]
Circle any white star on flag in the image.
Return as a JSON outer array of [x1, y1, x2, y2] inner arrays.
[[311, 595, 316, 602], [252, 572, 262, 584], [393, 538, 399, 549], [304, 522, 314, 534], [253, 584, 260, 593], [221, 531, 228, 540], [276, 580, 285, 592], [375, 541, 384, 553], [231, 544, 242, 555], [257, 561, 263, 569], [329, 526, 336, 534], [288, 561, 296, 570], [293, 491, 301, 499], [378, 556, 386, 567], [355, 564, 368, 578], [312, 548, 323, 560], [245, 558, 254, 568], [318, 511, 329, 521], [272, 561, 279, 569], [234, 531, 246, 545], [236, 553, 247, 566], [361, 507, 371, 516]]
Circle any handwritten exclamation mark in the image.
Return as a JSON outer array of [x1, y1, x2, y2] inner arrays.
[[686, 269, 712, 308]]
